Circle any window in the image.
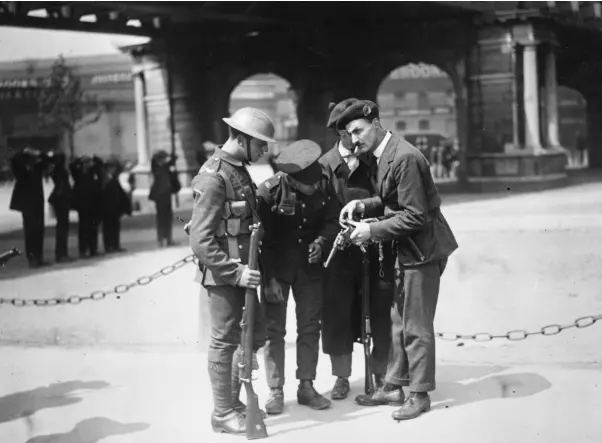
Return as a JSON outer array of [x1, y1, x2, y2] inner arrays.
[[419, 119, 430, 130], [394, 91, 406, 101], [396, 121, 407, 131], [418, 91, 429, 109]]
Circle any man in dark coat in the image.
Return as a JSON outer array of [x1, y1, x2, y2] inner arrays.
[[149, 150, 177, 247], [338, 100, 458, 421], [9, 147, 50, 268], [101, 159, 132, 253], [319, 98, 394, 401], [70, 155, 103, 258], [48, 152, 75, 263], [257, 139, 341, 415]]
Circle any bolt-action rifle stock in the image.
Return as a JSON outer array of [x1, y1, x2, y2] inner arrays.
[[239, 223, 268, 440]]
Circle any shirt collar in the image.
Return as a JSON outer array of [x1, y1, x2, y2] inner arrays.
[[373, 131, 392, 161], [214, 146, 244, 167]]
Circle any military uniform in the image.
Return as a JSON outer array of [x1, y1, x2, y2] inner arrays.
[[189, 148, 268, 431], [257, 140, 340, 413], [320, 142, 394, 388]]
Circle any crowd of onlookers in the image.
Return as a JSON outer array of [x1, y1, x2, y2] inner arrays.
[[8, 147, 180, 268]]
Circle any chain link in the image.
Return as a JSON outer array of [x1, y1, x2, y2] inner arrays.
[[436, 314, 602, 342], [2, 251, 600, 342], [0, 254, 197, 307]]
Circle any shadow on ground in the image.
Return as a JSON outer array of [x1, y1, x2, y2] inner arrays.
[[265, 364, 551, 436], [0, 381, 110, 424], [24, 417, 150, 443]]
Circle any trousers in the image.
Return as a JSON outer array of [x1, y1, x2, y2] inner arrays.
[[263, 265, 323, 388], [385, 258, 447, 392], [206, 285, 267, 364]]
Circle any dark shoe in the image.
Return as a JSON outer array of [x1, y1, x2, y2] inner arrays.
[[331, 377, 350, 400], [392, 393, 431, 421], [355, 384, 405, 407], [211, 410, 245, 434], [29, 260, 51, 269], [297, 380, 331, 410], [265, 388, 284, 415], [56, 256, 76, 263]]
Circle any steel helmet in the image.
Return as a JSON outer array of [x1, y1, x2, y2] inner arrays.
[[223, 107, 276, 143]]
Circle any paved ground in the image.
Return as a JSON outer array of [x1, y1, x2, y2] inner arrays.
[[0, 168, 601, 442]]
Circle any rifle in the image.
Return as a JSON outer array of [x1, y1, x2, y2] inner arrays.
[[0, 248, 21, 267], [238, 223, 268, 440], [359, 243, 375, 395]]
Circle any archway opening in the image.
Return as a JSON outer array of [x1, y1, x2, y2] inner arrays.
[[377, 62, 459, 182], [228, 73, 298, 172], [558, 86, 588, 168]]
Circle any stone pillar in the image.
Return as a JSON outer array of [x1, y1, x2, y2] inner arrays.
[[463, 23, 568, 192], [586, 91, 602, 169], [544, 46, 561, 147], [132, 69, 150, 166], [296, 75, 336, 153], [523, 44, 542, 151]]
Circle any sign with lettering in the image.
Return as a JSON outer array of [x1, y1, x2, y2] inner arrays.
[[389, 63, 447, 80]]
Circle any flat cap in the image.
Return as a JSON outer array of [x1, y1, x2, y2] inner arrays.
[[335, 100, 379, 131], [273, 139, 322, 185], [326, 97, 358, 128]]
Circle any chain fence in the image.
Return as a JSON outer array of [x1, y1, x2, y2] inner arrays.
[[0, 254, 197, 307], [2, 253, 601, 342]]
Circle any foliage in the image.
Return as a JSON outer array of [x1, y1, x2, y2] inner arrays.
[[37, 55, 103, 158]]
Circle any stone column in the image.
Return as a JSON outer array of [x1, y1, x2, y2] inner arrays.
[[132, 69, 150, 166], [523, 44, 542, 151], [544, 46, 561, 147], [586, 92, 602, 169]]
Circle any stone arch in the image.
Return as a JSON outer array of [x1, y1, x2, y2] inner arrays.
[[375, 60, 461, 181], [227, 72, 298, 168]]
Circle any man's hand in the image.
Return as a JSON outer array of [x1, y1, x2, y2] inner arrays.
[[340, 200, 365, 223], [308, 241, 323, 264], [349, 222, 372, 244], [263, 277, 284, 303], [238, 266, 261, 288]]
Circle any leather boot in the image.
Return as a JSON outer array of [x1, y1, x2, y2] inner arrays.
[[392, 392, 431, 421], [232, 349, 267, 419], [331, 377, 350, 400], [265, 387, 284, 415], [297, 380, 331, 410], [355, 383, 405, 406], [208, 360, 245, 434]]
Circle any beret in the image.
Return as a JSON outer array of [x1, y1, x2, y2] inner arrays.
[[326, 97, 358, 128], [335, 100, 379, 131], [273, 139, 323, 185]]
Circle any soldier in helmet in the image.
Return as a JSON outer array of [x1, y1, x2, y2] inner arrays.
[[319, 99, 395, 401], [257, 139, 340, 415], [188, 107, 274, 435]]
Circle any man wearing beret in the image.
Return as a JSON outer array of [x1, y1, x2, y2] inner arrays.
[[189, 107, 275, 435], [319, 99, 395, 401], [257, 139, 341, 414], [338, 100, 458, 420]]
